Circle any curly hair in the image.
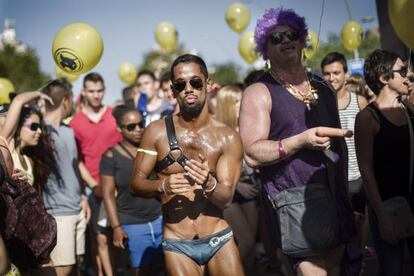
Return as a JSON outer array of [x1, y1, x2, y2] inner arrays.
[[15, 106, 58, 194], [254, 7, 308, 60]]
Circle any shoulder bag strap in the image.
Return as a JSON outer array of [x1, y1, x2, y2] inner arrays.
[[117, 143, 135, 159], [402, 102, 414, 197]]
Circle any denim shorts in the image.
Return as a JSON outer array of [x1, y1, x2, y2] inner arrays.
[[122, 216, 163, 268]]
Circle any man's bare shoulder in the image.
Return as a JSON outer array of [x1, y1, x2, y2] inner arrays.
[[142, 118, 166, 141], [243, 82, 270, 98], [209, 117, 241, 143]]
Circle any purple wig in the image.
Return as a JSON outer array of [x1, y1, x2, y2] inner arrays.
[[254, 7, 308, 60]]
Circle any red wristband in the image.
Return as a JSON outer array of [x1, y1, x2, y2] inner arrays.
[[278, 140, 287, 159]]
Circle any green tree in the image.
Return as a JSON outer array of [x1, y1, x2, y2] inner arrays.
[[0, 44, 49, 92], [139, 44, 188, 78], [209, 62, 240, 86], [303, 32, 380, 72]]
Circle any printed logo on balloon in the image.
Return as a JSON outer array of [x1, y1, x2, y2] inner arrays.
[[52, 23, 104, 74]]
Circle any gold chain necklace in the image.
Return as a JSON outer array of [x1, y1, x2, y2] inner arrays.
[[270, 70, 318, 110]]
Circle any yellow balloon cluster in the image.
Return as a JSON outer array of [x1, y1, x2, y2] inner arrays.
[[0, 78, 14, 104], [225, 3, 250, 33], [118, 63, 137, 85], [155, 22, 178, 53], [239, 31, 259, 64], [303, 31, 319, 59], [52, 23, 104, 74], [389, 0, 414, 50], [55, 65, 79, 83], [341, 21, 362, 52]]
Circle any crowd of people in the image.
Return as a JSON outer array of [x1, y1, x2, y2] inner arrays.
[[1, 6, 414, 276]]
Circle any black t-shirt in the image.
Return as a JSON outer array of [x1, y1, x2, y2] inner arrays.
[[99, 148, 161, 225]]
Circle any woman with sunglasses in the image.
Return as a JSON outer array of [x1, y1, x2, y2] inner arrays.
[[100, 105, 163, 275], [355, 50, 414, 274], [0, 91, 56, 194]]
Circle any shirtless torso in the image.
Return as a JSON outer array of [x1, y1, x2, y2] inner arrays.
[[130, 56, 244, 276]]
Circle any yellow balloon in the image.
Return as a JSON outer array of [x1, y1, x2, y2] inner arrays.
[[239, 31, 259, 64], [118, 63, 137, 85], [155, 22, 178, 53], [55, 65, 79, 83], [303, 31, 319, 59], [341, 21, 362, 52], [389, 0, 414, 50], [52, 23, 104, 74], [225, 2, 250, 33], [0, 78, 15, 104]]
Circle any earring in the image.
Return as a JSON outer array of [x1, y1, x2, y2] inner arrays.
[[264, 59, 271, 72]]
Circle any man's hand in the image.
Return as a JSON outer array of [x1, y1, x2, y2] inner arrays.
[[299, 127, 352, 151], [92, 185, 103, 198], [184, 154, 211, 187], [236, 182, 260, 200], [113, 227, 128, 249], [162, 173, 192, 195], [81, 198, 91, 223]]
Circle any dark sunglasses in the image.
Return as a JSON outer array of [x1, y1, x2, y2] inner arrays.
[[172, 78, 204, 93], [23, 122, 41, 131], [268, 30, 300, 45], [392, 66, 408, 78], [121, 121, 145, 131]]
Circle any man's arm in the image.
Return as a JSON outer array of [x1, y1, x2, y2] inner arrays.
[[130, 123, 162, 197], [208, 130, 243, 209], [239, 83, 346, 168]]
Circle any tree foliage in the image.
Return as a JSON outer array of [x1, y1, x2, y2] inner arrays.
[[303, 32, 381, 72], [0, 44, 49, 92], [209, 62, 240, 86]]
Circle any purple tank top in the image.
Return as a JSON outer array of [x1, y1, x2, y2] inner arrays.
[[258, 73, 341, 197], [259, 72, 356, 243]]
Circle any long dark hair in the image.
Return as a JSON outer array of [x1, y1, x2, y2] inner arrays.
[[15, 105, 58, 194]]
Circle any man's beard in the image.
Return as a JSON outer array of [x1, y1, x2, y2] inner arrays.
[[181, 99, 205, 116]]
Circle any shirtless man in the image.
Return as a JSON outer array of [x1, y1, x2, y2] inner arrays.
[[130, 54, 244, 276]]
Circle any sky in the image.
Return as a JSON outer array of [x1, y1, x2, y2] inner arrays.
[[0, 0, 378, 105]]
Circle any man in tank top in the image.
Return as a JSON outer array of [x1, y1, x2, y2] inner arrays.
[[322, 52, 368, 250], [239, 8, 357, 275]]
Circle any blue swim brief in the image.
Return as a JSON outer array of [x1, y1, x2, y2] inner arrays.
[[162, 227, 233, 265]]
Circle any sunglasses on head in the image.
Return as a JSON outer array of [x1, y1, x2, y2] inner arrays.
[[392, 66, 408, 78], [121, 121, 145, 131], [268, 30, 300, 45], [172, 78, 204, 93], [23, 122, 41, 131]]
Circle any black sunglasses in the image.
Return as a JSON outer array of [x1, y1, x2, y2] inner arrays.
[[23, 122, 41, 131], [269, 30, 300, 45], [172, 78, 204, 93], [392, 66, 408, 78], [121, 121, 145, 131]]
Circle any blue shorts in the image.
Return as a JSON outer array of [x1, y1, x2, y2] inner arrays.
[[122, 216, 164, 268]]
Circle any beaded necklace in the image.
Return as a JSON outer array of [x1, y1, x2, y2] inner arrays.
[[270, 70, 318, 110]]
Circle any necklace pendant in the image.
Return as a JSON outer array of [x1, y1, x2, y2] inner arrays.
[[306, 103, 311, 111]]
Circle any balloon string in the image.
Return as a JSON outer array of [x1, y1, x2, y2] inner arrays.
[[316, 0, 326, 50]]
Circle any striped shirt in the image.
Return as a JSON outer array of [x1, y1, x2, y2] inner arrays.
[[339, 92, 361, 181]]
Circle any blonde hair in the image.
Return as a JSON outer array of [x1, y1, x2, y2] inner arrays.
[[215, 85, 242, 129], [345, 74, 366, 96]]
